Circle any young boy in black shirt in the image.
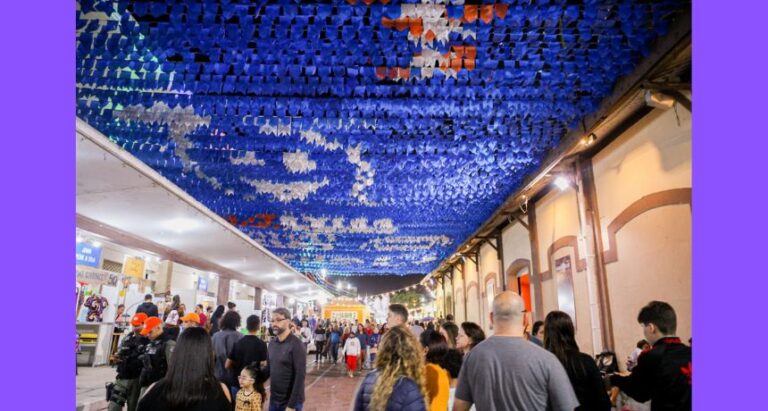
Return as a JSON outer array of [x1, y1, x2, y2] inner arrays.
[[609, 301, 691, 411]]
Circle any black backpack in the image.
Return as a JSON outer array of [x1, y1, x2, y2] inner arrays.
[[595, 351, 619, 374]]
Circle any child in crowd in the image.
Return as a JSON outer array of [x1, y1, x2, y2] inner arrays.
[[235, 363, 266, 411], [626, 339, 651, 371], [341, 329, 361, 378]]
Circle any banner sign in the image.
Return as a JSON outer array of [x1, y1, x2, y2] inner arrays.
[[76, 243, 101, 267], [76, 266, 119, 287], [123, 256, 146, 278], [198, 276, 208, 292]]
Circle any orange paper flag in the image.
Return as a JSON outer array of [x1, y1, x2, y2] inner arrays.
[[409, 18, 424, 37], [480, 5, 494, 24], [395, 18, 410, 32], [451, 58, 462, 72], [464, 5, 478, 23], [464, 46, 477, 60], [495, 4, 509, 19]]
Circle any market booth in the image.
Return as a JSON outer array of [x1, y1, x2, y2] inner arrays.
[[322, 298, 370, 323]]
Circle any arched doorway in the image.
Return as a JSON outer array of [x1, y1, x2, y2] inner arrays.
[[506, 259, 533, 313]]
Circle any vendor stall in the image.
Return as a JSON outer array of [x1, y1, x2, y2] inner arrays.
[[321, 298, 370, 323]]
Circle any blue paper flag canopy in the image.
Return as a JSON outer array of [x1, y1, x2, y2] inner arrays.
[[76, 0, 688, 277]]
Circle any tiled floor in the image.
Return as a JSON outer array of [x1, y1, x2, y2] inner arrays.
[[76, 356, 369, 411]]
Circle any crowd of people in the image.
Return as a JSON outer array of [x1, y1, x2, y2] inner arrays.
[[106, 292, 691, 411]]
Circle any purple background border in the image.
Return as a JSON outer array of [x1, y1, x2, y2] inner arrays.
[[0, 1, 76, 409], [0, 2, 762, 410], [693, 1, 767, 409]]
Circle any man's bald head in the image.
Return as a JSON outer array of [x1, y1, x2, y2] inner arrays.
[[492, 291, 525, 324]]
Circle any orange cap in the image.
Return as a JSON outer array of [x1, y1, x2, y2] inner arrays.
[[180, 312, 200, 324], [140, 317, 163, 336], [131, 312, 148, 327]]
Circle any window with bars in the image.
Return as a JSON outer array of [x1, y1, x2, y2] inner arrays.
[[101, 259, 123, 274]]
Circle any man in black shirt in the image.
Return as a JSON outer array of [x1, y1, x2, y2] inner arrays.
[[227, 315, 268, 397], [609, 301, 691, 411], [264, 307, 306, 411], [138, 316, 175, 397], [134, 294, 158, 318]]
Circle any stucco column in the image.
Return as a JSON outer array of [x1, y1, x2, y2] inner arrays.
[[217, 277, 231, 306]]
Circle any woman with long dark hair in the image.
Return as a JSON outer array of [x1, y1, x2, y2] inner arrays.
[[209, 305, 225, 335], [544, 311, 611, 411], [456, 322, 485, 355], [137, 327, 231, 410]]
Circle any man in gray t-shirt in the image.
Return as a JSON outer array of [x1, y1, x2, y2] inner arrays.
[[454, 292, 579, 411]]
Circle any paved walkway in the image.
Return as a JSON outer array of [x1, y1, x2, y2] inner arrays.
[[76, 357, 369, 411], [76, 365, 113, 411]]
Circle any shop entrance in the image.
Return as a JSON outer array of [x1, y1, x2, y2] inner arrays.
[[518, 274, 532, 313]]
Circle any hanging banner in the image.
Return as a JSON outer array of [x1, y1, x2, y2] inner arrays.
[[76, 243, 101, 267], [123, 256, 146, 278], [198, 276, 209, 292], [76, 266, 120, 287], [554, 256, 577, 326]]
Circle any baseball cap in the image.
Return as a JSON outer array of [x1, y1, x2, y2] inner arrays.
[[140, 316, 163, 336], [180, 312, 200, 324], [131, 312, 148, 326]]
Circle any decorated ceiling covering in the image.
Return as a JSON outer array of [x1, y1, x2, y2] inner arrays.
[[76, 0, 687, 277]]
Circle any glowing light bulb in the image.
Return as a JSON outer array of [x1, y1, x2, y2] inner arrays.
[[554, 176, 570, 191]]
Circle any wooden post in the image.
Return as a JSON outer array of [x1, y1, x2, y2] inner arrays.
[[527, 202, 544, 321], [577, 159, 615, 350]]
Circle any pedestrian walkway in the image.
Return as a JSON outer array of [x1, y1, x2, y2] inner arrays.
[[76, 356, 368, 411], [303, 360, 368, 410], [76, 366, 113, 411]]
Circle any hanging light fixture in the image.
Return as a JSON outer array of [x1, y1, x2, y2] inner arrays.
[[554, 176, 571, 191]]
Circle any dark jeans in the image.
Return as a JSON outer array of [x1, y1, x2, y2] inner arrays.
[[315, 341, 325, 361], [330, 342, 339, 363], [268, 399, 303, 411]]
